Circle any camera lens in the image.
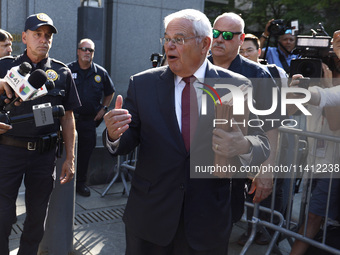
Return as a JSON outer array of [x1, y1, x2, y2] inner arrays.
[[299, 61, 316, 77]]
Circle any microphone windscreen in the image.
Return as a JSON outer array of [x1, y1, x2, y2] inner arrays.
[[28, 69, 48, 89], [18, 62, 32, 76], [53, 105, 65, 117], [45, 79, 55, 90]]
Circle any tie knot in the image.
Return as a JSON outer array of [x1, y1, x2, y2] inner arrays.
[[182, 75, 196, 85]]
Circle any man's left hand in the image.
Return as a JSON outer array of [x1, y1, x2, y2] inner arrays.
[[94, 108, 106, 122], [248, 171, 273, 203], [212, 121, 250, 158], [60, 159, 75, 184]]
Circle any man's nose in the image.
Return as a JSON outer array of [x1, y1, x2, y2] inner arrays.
[[215, 34, 223, 42]]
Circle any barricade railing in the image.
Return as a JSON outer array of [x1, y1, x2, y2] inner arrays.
[[240, 126, 340, 255], [101, 147, 137, 197]]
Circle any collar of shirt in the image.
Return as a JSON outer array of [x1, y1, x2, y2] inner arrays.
[[174, 59, 207, 131]]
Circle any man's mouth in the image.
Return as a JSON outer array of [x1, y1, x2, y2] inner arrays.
[[167, 55, 178, 61]]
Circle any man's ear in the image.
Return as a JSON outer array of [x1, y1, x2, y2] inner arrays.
[[239, 33, 245, 45], [201, 36, 211, 55], [22, 31, 27, 45]]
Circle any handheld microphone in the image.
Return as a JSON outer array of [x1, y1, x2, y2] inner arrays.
[[0, 104, 65, 126], [4, 62, 46, 101], [29, 79, 55, 100], [0, 66, 49, 110]]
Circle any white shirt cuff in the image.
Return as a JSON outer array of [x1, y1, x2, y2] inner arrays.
[[238, 138, 253, 166], [105, 130, 120, 154]]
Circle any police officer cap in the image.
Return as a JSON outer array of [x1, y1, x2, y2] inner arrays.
[[24, 13, 58, 34]]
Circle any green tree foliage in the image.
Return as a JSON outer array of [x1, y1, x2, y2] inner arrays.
[[205, 0, 340, 36]]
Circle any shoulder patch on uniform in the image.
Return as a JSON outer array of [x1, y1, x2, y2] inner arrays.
[[46, 69, 58, 81], [94, 75, 101, 83]]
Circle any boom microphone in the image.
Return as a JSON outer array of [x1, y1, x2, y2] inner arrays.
[[0, 104, 65, 126]]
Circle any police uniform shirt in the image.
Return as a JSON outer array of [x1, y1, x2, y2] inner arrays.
[[67, 61, 115, 117], [0, 51, 81, 138], [208, 54, 283, 132]]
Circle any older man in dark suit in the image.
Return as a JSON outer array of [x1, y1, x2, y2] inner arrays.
[[104, 9, 270, 255]]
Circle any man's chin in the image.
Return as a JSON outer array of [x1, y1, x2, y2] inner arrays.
[[211, 48, 225, 56]]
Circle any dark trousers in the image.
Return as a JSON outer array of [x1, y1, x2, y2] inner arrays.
[[0, 145, 55, 255], [76, 120, 96, 184], [125, 211, 229, 255]]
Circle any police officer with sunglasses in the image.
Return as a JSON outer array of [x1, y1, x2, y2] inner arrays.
[[68, 38, 115, 197], [208, 13, 282, 237]]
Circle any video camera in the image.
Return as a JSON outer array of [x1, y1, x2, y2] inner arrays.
[[0, 103, 65, 126], [150, 53, 164, 68], [268, 19, 288, 36], [290, 23, 333, 79]]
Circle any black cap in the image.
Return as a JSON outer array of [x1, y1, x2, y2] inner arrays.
[[24, 13, 58, 34]]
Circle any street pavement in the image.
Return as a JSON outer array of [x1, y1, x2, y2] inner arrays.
[[9, 181, 293, 255]]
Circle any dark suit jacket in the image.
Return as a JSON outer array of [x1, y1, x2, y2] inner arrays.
[[105, 61, 270, 251]]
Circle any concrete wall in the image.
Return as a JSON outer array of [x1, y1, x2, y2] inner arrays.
[[0, 0, 79, 64], [108, 0, 205, 98], [0, 0, 205, 96]]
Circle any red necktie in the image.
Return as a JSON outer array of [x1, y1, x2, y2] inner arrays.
[[181, 76, 199, 152]]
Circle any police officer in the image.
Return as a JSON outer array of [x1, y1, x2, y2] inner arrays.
[[68, 38, 115, 197], [0, 13, 80, 255]]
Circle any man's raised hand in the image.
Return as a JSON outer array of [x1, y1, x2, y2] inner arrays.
[[104, 95, 131, 141]]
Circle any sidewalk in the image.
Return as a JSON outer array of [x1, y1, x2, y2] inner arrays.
[[9, 180, 293, 255]]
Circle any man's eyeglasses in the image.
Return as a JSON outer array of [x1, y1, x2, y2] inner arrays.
[[78, 47, 95, 53], [212, 29, 242, 40], [161, 36, 199, 46]]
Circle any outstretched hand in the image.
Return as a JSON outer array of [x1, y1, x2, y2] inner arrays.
[[333, 30, 340, 59], [0, 122, 11, 134]]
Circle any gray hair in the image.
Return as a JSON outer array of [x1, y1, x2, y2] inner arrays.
[[78, 38, 95, 49], [164, 9, 212, 46], [213, 12, 245, 33]]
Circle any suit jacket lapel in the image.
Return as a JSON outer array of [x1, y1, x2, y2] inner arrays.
[[158, 67, 187, 154], [191, 62, 221, 150]]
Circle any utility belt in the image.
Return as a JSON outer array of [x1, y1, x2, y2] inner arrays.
[[0, 132, 63, 154]]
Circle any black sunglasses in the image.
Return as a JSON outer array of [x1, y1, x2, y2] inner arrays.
[[78, 47, 95, 53], [213, 29, 242, 40]]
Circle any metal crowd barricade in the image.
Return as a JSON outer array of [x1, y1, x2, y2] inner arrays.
[[240, 126, 340, 255], [101, 147, 138, 197]]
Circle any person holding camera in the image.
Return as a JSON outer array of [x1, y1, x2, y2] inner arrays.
[[289, 49, 340, 255], [260, 19, 298, 74], [68, 38, 115, 197], [0, 13, 80, 255], [291, 30, 340, 108]]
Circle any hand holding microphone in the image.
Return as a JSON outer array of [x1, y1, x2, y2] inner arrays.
[[0, 62, 49, 110]]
